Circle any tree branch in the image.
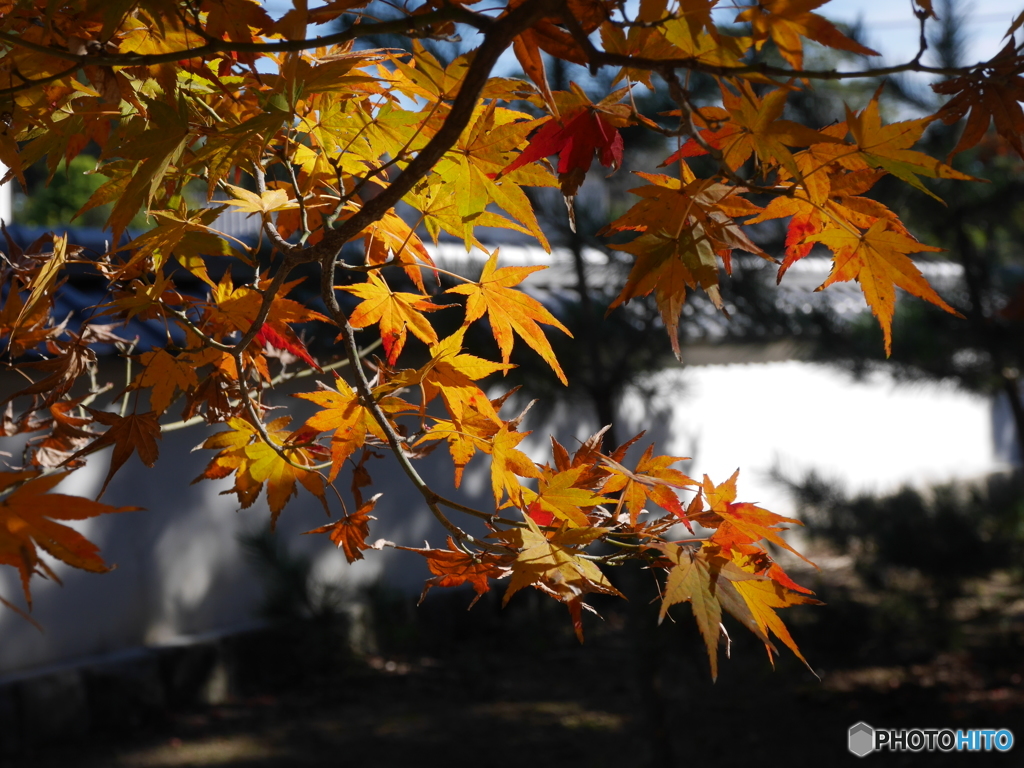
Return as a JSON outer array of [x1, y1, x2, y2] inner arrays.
[[0, 7, 492, 68]]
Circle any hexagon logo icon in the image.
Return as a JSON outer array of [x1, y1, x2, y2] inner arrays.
[[849, 722, 875, 757]]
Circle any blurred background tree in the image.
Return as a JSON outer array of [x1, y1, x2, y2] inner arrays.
[[773, 0, 1024, 662], [808, 0, 1024, 462]]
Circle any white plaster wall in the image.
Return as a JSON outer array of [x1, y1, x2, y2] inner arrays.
[[0, 162, 11, 224], [617, 362, 1001, 518]]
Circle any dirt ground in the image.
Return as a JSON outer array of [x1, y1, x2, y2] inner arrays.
[[10, 576, 1024, 768]]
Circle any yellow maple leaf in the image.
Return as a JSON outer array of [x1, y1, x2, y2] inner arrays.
[[222, 184, 300, 216], [490, 423, 540, 506], [195, 417, 328, 527], [521, 465, 611, 528], [498, 516, 621, 640]]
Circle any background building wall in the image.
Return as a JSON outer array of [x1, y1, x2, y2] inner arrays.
[[0, 163, 11, 224], [0, 360, 1002, 676]]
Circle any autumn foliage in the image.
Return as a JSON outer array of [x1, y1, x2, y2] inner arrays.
[[0, 0, 1019, 677]]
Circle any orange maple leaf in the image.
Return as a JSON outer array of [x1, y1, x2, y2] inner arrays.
[[340, 271, 443, 365], [305, 493, 379, 564], [0, 470, 137, 607], [699, 470, 813, 566], [403, 329, 513, 422], [735, 0, 879, 70], [447, 249, 572, 385], [498, 516, 621, 641], [601, 445, 696, 527], [809, 220, 962, 355], [402, 536, 512, 607], [132, 348, 200, 415], [607, 227, 721, 360], [65, 410, 161, 499], [663, 85, 841, 176], [296, 378, 413, 482], [361, 207, 439, 292], [415, 394, 507, 487]]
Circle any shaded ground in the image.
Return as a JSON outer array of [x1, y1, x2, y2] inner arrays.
[[9, 567, 1024, 767]]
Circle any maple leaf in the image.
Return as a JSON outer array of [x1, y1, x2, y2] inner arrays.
[[654, 541, 818, 678], [222, 183, 300, 216], [509, 0, 612, 111], [447, 249, 572, 385], [97, 271, 186, 323], [601, 445, 696, 526], [601, 169, 776, 358], [400, 536, 512, 606], [28, 397, 94, 469], [0, 470, 137, 607], [205, 272, 327, 371], [65, 410, 161, 499], [360, 207, 439, 292], [340, 271, 443, 365], [733, 578, 821, 669], [808, 220, 962, 355], [607, 225, 721, 360], [522, 465, 611, 528], [662, 85, 841, 176], [846, 96, 977, 200], [389, 41, 477, 101], [296, 376, 411, 481], [656, 543, 724, 676], [2, 333, 96, 408], [600, 2, 684, 88], [405, 177, 538, 254], [195, 417, 329, 527], [15, 233, 70, 335], [305, 493, 380, 564], [403, 329, 514, 423], [203, 0, 275, 44], [746, 158, 909, 280], [698, 470, 813, 566], [432, 102, 554, 248], [490, 423, 541, 506], [114, 204, 234, 287], [415, 393, 509, 487], [735, 0, 879, 70], [132, 349, 200, 415], [295, 378, 413, 482], [498, 104, 624, 197], [933, 40, 1024, 159], [498, 516, 621, 641]]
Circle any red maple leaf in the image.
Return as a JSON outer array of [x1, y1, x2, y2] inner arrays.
[[499, 109, 624, 196], [255, 324, 322, 372]]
